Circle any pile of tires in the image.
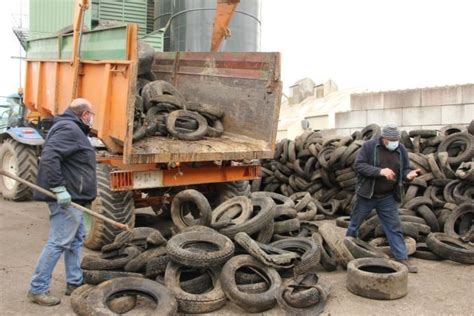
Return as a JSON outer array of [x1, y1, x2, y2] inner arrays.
[[132, 42, 224, 142], [73, 190, 332, 314], [253, 123, 474, 263]]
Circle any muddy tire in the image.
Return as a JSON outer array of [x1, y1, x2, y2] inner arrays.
[[344, 237, 389, 259], [83, 270, 144, 285], [211, 196, 253, 227], [444, 203, 473, 238], [0, 139, 37, 201], [171, 189, 212, 231], [167, 230, 234, 267], [70, 284, 95, 316], [84, 277, 177, 316], [369, 237, 417, 257], [165, 261, 226, 313], [218, 196, 276, 238], [84, 164, 135, 250], [277, 274, 330, 314], [312, 233, 338, 271], [346, 258, 408, 300], [412, 243, 443, 261], [220, 255, 282, 313], [81, 247, 141, 270], [426, 232, 474, 264], [437, 132, 474, 166], [142, 80, 185, 110], [336, 216, 351, 228], [319, 223, 354, 269], [145, 255, 170, 278], [270, 237, 321, 275], [166, 110, 208, 141], [124, 246, 167, 272]]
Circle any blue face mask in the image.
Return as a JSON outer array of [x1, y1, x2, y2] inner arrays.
[[385, 141, 399, 151]]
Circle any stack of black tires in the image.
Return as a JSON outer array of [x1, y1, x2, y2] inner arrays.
[[253, 122, 474, 265], [133, 42, 224, 142]]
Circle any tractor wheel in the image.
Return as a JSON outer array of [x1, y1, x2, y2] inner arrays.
[[84, 164, 135, 250], [0, 139, 38, 201]]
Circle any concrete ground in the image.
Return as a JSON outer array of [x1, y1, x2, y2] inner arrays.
[[1, 199, 473, 315]]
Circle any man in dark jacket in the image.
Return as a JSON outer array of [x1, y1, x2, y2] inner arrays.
[[28, 98, 97, 306], [346, 124, 420, 273]]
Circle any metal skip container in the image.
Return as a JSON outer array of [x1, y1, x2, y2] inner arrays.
[[169, 0, 261, 52]]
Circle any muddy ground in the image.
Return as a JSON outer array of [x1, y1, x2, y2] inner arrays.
[[1, 199, 473, 315]]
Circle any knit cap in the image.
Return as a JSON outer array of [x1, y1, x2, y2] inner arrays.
[[381, 124, 400, 140]]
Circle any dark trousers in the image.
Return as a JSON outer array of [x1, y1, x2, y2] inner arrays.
[[346, 194, 408, 260]]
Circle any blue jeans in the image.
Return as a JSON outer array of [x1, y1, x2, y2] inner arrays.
[[346, 194, 408, 260], [29, 202, 85, 294]]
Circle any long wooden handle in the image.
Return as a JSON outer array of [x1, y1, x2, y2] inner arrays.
[[0, 169, 131, 232]]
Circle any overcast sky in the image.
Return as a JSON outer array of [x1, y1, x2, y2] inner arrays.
[[0, 0, 473, 97]]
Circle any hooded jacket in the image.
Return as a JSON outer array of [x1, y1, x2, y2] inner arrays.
[[34, 108, 97, 204], [354, 137, 411, 203]]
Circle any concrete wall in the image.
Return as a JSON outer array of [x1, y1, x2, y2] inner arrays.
[[333, 84, 474, 136]]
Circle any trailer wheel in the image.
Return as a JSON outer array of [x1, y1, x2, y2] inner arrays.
[[210, 181, 251, 207], [84, 164, 135, 250], [0, 139, 37, 201]]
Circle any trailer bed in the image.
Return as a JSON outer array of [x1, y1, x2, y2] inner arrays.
[[131, 132, 270, 163]]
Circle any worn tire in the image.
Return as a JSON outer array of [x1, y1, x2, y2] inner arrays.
[[84, 164, 135, 250], [409, 129, 437, 138], [437, 132, 474, 166], [346, 258, 408, 300], [270, 237, 321, 275], [444, 203, 474, 238], [369, 237, 417, 257], [124, 246, 167, 272], [336, 216, 351, 228], [81, 247, 141, 270], [218, 196, 276, 238], [171, 189, 212, 231], [165, 261, 225, 313], [344, 237, 389, 259], [142, 80, 185, 111], [416, 205, 440, 232], [167, 230, 234, 267], [145, 255, 170, 278], [0, 139, 38, 201], [83, 270, 144, 285], [412, 243, 443, 261], [84, 277, 177, 315], [250, 191, 295, 208], [426, 232, 474, 264], [220, 255, 282, 313], [319, 223, 354, 269], [166, 110, 208, 141], [70, 284, 95, 316], [211, 196, 252, 227]]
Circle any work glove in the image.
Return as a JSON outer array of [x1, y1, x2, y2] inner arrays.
[[51, 186, 72, 208]]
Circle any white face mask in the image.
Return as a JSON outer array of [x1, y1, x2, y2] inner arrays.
[[88, 115, 94, 127], [82, 112, 94, 127], [385, 140, 399, 151]]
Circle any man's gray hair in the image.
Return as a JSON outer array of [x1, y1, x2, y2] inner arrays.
[[70, 98, 92, 116]]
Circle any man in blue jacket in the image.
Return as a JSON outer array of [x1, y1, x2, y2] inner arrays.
[[28, 98, 97, 306], [347, 124, 420, 273]]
